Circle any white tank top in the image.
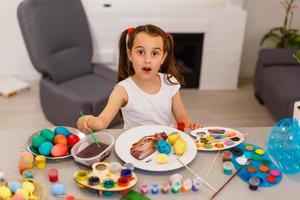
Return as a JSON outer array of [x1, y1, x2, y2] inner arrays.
[[118, 73, 181, 129]]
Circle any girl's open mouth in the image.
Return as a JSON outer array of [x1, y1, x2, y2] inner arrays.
[[142, 67, 151, 72]]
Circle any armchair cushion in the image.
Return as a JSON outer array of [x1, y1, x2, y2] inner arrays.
[[46, 47, 92, 83], [40, 74, 115, 127]]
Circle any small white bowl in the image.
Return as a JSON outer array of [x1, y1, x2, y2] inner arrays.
[[71, 132, 114, 166]]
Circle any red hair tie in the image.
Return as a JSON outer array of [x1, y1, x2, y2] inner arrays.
[[127, 27, 135, 35]]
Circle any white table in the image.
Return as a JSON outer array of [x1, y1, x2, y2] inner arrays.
[[1, 127, 299, 200]]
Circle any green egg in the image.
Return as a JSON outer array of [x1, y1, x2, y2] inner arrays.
[[32, 135, 46, 148], [29, 145, 39, 154], [40, 129, 55, 142]]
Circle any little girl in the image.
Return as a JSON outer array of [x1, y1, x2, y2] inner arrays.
[[77, 24, 201, 133]]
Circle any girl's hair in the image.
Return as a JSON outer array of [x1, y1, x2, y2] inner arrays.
[[118, 24, 184, 85]]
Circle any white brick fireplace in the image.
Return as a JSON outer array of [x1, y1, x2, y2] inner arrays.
[[83, 0, 247, 89]]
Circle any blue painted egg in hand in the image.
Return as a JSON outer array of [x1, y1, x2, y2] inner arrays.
[[156, 140, 171, 155], [39, 142, 53, 156], [267, 118, 300, 174], [54, 126, 70, 137]]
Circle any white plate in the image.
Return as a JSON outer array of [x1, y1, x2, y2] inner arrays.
[[27, 126, 85, 160], [115, 125, 197, 172], [190, 126, 244, 151]]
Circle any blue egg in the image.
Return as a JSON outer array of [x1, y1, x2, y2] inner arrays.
[[51, 183, 65, 195], [54, 126, 71, 137], [8, 181, 21, 192], [39, 142, 53, 156], [156, 140, 171, 154]]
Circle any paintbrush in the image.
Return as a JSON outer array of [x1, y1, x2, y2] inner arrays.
[[209, 159, 251, 200], [79, 111, 100, 148], [207, 133, 248, 144]]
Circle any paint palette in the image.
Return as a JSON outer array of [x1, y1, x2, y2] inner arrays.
[[231, 143, 282, 187], [74, 162, 138, 192], [190, 127, 244, 151]]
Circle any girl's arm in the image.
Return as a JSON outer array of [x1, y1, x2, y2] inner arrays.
[[77, 85, 127, 133], [172, 91, 202, 130]]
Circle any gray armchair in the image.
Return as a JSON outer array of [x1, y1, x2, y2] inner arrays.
[[18, 0, 120, 127], [254, 48, 300, 120]]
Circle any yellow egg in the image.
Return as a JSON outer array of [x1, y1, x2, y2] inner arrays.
[[0, 186, 12, 199], [156, 153, 169, 164], [173, 138, 187, 155], [22, 181, 35, 193], [167, 132, 180, 145]]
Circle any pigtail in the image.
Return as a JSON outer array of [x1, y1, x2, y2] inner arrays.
[[163, 34, 185, 86], [118, 30, 134, 82]]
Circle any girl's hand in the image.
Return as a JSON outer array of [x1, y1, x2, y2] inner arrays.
[[77, 115, 96, 134], [189, 122, 203, 130]]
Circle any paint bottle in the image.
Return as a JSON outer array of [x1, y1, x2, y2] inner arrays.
[[223, 161, 234, 175], [34, 155, 46, 170], [192, 177, 202, 192], [248, 176, 260, 190], [140, 184, 149, 194], [48, 168, 59, 183], [223, 150, 233, 162], [177, 122, 185, 132], [151, 184, 159, 195]]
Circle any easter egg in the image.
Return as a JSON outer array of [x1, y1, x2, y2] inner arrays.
[[54, 126, 71, 137], [51, 183, 65, 195], [0, 186, 12, 199], [51, 144, 68, 157], [32, 135, 46, 148], [67, 134, 80, 147], [156, 140, 171, 154], [173, 138, 187, 155], [54, 134, 68, 145], [15, 188, 29, 199], [8, 181, 21, 193], [11, 193, 25, 200], [22, 181, 35, 193], [29, 145, 39, 154], [156, 153, 169, 164], [38, 142, 53, 156], [40, 129, 55, 142], [167, 132, 180, 145]]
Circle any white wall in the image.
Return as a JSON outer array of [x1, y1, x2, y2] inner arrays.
[[0, 0, 40, 80], [240, 0, 300, 77], [1, 0, 300, 80]]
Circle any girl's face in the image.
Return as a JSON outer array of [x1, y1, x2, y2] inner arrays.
[[127, 32, 167, 80]]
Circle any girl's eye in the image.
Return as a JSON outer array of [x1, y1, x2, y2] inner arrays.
[[152, 51, 160, 56], [137, 50, 144, 55]]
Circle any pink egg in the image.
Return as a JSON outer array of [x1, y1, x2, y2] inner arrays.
[[51, 144, 68, 157]]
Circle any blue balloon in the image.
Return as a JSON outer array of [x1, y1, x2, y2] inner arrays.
[[267, 118, 300, 174]]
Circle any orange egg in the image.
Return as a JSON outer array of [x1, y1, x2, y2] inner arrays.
[[53, 134, 67, 145], [51, 144, 68, 157]]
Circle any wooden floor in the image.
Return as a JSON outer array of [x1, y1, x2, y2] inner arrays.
[[0, 79, 275, 133]]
